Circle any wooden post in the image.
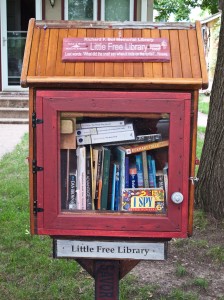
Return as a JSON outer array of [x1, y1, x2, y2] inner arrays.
[[94, 260, 120, 300]]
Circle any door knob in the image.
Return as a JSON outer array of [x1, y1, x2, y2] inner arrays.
[[171, 192, 184, 204]]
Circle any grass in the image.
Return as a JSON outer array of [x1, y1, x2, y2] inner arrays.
[[0, 134, 94, 300], [198, 94, 210, 115]]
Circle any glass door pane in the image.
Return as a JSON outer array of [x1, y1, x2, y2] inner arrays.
[[60, 113, 169, 214]]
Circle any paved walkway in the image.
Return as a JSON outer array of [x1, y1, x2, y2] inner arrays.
[[0, 124, 28, 159]]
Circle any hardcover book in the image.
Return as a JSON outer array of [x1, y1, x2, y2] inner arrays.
[[135, 154, 144, 188], [68, 173, 77, 210], [121, 188, 165, 213], [119, 140, 169, 155], [77, 120, 125, 129], [86, 147, 92, 210], [76, 146, 86, 210], [101, 147, 111, 210], [77, 130, 135, 145]]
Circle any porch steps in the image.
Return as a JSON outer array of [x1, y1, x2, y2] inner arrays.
[[0, 92, 29, 124]]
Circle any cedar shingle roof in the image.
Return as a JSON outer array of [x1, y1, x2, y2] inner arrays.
[[21, 19, 208, 90]]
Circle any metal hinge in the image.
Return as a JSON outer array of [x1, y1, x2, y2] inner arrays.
[[32, 160, 44, 174], [189, 177, 199, 185], [33, 200, 44, 214], [32, 112, 43, 128]]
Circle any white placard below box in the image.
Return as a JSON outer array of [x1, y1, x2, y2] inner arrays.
[[54, 239, 167, 260]]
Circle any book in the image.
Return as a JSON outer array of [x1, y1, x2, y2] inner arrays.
[[68, 173, 77, 210], [101, 147, 111, 210], [96, 123, 134, 134], [110, 163, 118, 210], [94, 147, 103, 209], [135, 134, 162, 142], [142, 151, 149, 188], [77, 120, 125, 129], [115, 146, 126, 203], [114, 164, 120, 211], [91, 146, 99, 208], [76, 146, 86, 210], [163, 163, 168, 200], [129, 167, 138, 188], [77, 130, 135, 145], [135, 154, 144, 188], [103, 133, 162, 147], [86, 147, 92, 210], [125, 156, 130, 188], [118, 140, 169, 155], [156, 170, 165, 189], [148, 155, 157, 188], [121, 188, 165, 213]]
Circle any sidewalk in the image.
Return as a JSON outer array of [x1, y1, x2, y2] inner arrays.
[[0, 124, 28, 159]]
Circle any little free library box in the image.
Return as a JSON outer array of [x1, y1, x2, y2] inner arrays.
[[21, 19, 208, 264]]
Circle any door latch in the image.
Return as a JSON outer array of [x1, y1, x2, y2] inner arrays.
[[189, 177, 199, 185]]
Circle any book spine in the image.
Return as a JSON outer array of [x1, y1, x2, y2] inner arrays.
[[123, 140, 169, 155], [110, 163, 117, 210], [76, 146, 86, 210], [142, 151, 149, 188], [68, 173, 77, 210], [91, 130, 135, 145], [115, 147, 126, 205], [156, 171, 165, 190], [150, 158, 157, 188], [125, 156, 130, 188], [86, 148, 92, 210], [163, 163, 168, 200], [101, 148, 111, 210], [92, 148, 98, 208], [129, 167, 138, 188], [77, 120, 125, 129], [135, 154, 144, 188], [96, 123, 134, 134], [114, 164, 120, 211], [95, 148, 103, 209]]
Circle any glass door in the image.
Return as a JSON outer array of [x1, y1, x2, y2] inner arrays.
[[35, 90, 191, 238], [1, 0, 36, 90]]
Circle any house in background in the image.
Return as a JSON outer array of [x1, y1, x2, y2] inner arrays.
[[201, 12, 221, 90], [0, 0, 154, 92]]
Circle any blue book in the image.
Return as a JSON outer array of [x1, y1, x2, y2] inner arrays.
[[147, 155, 157, 188], [114, 164, 120, 211], [125, 156, 129, 188], [135, 154, 144, 188], [115, 146, 126, 200], [101, 147, 111, 210], [111, 163, 117, 210]]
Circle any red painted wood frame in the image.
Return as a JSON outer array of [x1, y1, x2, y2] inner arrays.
[[35, 90, 191, 238]]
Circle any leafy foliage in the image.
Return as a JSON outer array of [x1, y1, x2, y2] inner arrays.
[[154, 0, 219, 21]]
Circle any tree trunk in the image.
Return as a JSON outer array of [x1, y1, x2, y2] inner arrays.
[[195, 7, 224, 218]]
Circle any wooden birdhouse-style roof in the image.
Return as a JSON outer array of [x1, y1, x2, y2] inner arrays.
[[21, 18, 208, 90]]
